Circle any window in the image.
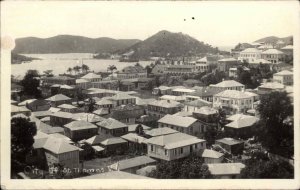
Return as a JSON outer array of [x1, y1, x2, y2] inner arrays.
[[151, 145, 154, 152], [180, 148, 183, 154], [195, 144, 198, 149], [165, 150, 168, 155]]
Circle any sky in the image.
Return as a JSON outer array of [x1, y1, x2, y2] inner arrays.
[[1, 1, 299, 48]]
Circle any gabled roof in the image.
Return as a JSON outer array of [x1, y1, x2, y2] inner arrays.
[[172, 88, 195, 93], [211, 80, 244, 88], [11, 105, 30, 113], [51, 111, 73, 119], [58, 104, 77, 109], [33, 131, 49, 149], [145, 127, 179, 137], [72, 113, 105, 123], [96, 118, 127, 129], [81, 73, 101, 79], [225, 114, 258, 129], [109, 156, 156, 170], [101, 137, 127, 145], [189, 86, 224, 97], [48, 107, 61, 113], [18, 99, 37, 106], [158, 114, 197, 128], [96, 98, 113, 106], [274, 70, 293, 76], [199, 149, 224, 159], [193, 106, 218, 115], [64, 120, 98, 131], [43, 137, 79, 154], [145, 132, 205, 149], [214, 90, 256, 99], [173, 111, 194, 117], [109, 93, 135, 101], [93, 108, 110, 115], [136, 165, 157, 176], [259, 82, 285, 90], [46, 94, 71, 102], [184, 99, 212, 107], [207, 163, 245, 175], [159, 95, 185, 102], [32, 110, 52, 118]]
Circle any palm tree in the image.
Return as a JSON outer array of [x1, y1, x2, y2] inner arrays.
[[81, 64, 90, 74], [107, 65, 117, 74], [67, 67, 73, 75], [73, 66, 81, 75]]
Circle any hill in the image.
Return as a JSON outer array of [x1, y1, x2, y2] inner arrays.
[[11, 53, 40, 64], [12, 35, 141, 54], [117, 30, 218, 59], [254, 36, 293, 45]]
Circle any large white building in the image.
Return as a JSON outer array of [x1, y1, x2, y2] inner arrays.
[[273, 70, 293, 86], [238, 48, 262, 63]]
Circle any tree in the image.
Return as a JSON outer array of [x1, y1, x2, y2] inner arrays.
[[240, 151, 293, 178], [73, 66, 81, 74], [86, 97, 96, 113], [11, 117, 37, 173], [81, 64, 90, 74], [20, 70, 42, 98], [67, 67, 73, 75], [135, 124, 145, 136], [43, 70, 53, 77], [148, 154, 213, 179], [257, 91, 293, 158], [107, 65, 117, 74]]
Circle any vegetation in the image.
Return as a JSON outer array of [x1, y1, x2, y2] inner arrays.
[[200, 70, 228, 86], [86, 97, 96, 113], [43, 70, 53, 77], [240, 151, 294, 178], [147, 154, 213, 179], [256, 91, 293, 158], [11, 117, 37, 175], [107, 65, 117, 74], [20, 70, 42, 99], [11, 53, 38, 64]]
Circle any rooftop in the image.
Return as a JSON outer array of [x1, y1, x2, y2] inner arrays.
[[46, 94, 71, 102], [158, 114, 197, 128], [85, 133, 113, 145], [79, 171, 151, 179], [58, 104, 77, 109], [72, 113, 105, 123], [281, 45, 293, 50], [226, 114, 258, 129], [216, 138, 243, 146], [64, 120, 98, 131], [109, 156, 156, 171], [145, 132, 205, 149], [81, 72, 101, 79], [11, 105, 30, 113], [51, 111, 73, 119], [211, 80, 244, 88], [262, 49, 284, 54], [199, 149, 224, 159], [193, 106, 218, 115], [18, 99, 37, 106], [207, 163, 245, 175], [145, 127, 179, 137], [159, 95, 185, 102], [250, 58, 272, 64], [148, 99, 181, 108], [184, 99, 212, 107], [240, 48, 262, 53], [96, 98, 113, 106], [42, 137, 79, 154], [274, 70, 293, 76], [214, 90, 256, 99], [136, 165, 157, 177], [96, 118, 127, 129], [259, 82, 285, 89], [101, 137, 127, 146], [121, 133, 147, 144], [218, 58, 237, 62]]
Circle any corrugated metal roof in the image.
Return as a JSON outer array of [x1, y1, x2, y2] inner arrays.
[[158, 114, 197, 128]]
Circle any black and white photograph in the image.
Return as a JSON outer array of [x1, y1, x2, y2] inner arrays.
[[1, 1, 299, 189]]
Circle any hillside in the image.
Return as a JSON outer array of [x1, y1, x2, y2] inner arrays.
[[117, 30, 218, 59], [11, 53, 39, 64], [254, 36, 293, 45], [12, 35, 141, 54]]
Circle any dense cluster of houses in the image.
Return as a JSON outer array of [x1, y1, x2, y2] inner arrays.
[[11, 38, 293, 179]]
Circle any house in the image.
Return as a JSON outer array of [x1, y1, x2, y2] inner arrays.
[[76, 79, 91, 89], [261, 49, 285, 64], [207, 163, 245, 179], [46, 94, 72, 107], [145, 132, 206, 161], [225, 114, 259, 138], [183, 99, 212, 112], [210, 80, 245, 91], [32, 134, 80, 170], [238, 48, 262, 63], [159, 95, 186, 103], [158, 114, 201, 137], [213, 90, 257, 114], [188, 86, 224, 102], [273, 70, 293, 85], [57, 104, 78, 113], [152, 86, 172, 95], [50, 112, 73, 127], [100, 137, 128, 155], [78, 171, 151, 179], [183, 79, 203, 87], [109, 104, 144, 124], [108, 156, 156, 174], [248, 58, 272, 68], [81, 72, 102, 82], [109, 93, 136, 107], [18, 99, 50, 112], [151, 64, 167, 75], [192, 106, 219, 135], [144, 127, 179, 138], [35, 120, 64, 135], [215, 138, 244, 155], [40, 76, 76, 87], [90, 80, 119, 90], [72, 113, 105, 124], [231, 43, 255, 58], [147, 100, 181, 119], [195, 56, 219, 73], [257, 82, 285, 95], [11, 105, 31, 116], [198, 149, 224, 164], [164, 65, 195, 75], [172, 88, 195, 96], [229, 67, 250, 78], [97, 118, 128, 137], [84, 133, 114, 146], [93, 108, 110, 116], [116, 65, 147, 79], [64, 120, 98, 141], [217, 58, 239, 72], [121, 133, 147, 154]]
